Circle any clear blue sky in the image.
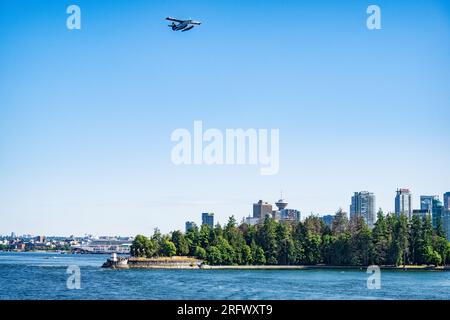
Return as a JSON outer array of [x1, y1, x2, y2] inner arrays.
[[1, 0, 449, 236]]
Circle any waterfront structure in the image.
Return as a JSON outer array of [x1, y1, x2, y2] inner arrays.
[[395, 188, 412, 218], [185, 221, 197, 233], [253, 200, 272, 220], [201, 212, 214, 228], [272, 196, 287, 221], [444, 192, 450, 210], [350, 191, 376, 228], [270, 196, 301, 223], [71, 238, 132, 254], [275, 198, 288, 211], [420, 195, 439, 213]]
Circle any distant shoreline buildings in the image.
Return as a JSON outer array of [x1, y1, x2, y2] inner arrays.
[[3, 189, 450, 253], [184, 189, 450, 242], [350, 191, 376, 229], [395, 188, 413, 218], [0, 235, 133, 254], [202, 212, 215, 228], [246, 196, 301, 226]]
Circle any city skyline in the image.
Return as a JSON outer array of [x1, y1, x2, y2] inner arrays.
[[2, 188, 450, 237], [1, 0, 449, 235]]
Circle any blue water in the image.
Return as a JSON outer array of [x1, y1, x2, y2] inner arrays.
[[0, 252, 449, 300]]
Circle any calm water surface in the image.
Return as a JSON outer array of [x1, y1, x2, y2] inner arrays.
[[0, 252, 449, 300]]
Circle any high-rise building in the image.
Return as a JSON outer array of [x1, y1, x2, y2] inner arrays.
[[35, 235, 46, 243], [350, 191, 376, 228], [441, 209, 450, 241], [444, 192, 450, 210], [185, 221, 197, 233], [271, 195, 301, 223], [244, 215, 260, 226], [412, 209, 429, 220], [201, 212, 214, 228], [321, 215, 335, 227], [253, 200, 272, 220], [431, 199, 444, 229], [395, 188, 412, 219], [420, 195, 439, 212], [430, 198, 450, 241], [279, 209, 301, 222]]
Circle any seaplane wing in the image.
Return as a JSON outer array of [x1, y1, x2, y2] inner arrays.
[[166, 17, 184, 23], [190, 20, 202, 25]]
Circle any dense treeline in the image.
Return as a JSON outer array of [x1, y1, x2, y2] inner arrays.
[[131, 210, 450, 266]]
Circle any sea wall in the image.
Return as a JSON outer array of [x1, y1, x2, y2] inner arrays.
[[102, 257, 450, 271], [102, 256, 204, 269]]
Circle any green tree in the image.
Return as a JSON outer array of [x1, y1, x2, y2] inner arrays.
[[332, 208, 348, 235], [241, 244, 253, 265], [171, 230, 189, 256], [194, 246, 207, 260], [424, 245, 442, 266], [199, 224, 211, 248], [206, 245, 222, 265], [130, 234, 155, 258], [372, 210, 389, 265], [397, 214, 410, 266], [433, 236, 449, 266], [257, 216, 279, 264], [421, 215, 434, 264], [217, 237, 235, 265], [152, 228, 163, 257], [386, 214, 401, 265], [409, 215, 423, 264], [348, 215, 372, 266], [185, 225, 199, 256], [130, 213, 450, 267], [301, 216, 324, 264], [436, 218, 445, 238], [252, 244, 266, 265], [292, 223, 306, 263], [162, 239, 177, 257], [275, 222, 296, 265]]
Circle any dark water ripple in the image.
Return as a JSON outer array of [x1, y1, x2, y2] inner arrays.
[[0, 252, 449, 300]]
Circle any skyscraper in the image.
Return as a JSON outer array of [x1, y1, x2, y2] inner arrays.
[[441, 209, 450, 241], [350, 191, 376, 228], [431, 199, 450, 241], [444, 192, 450, 210], [321, 214, 335, 227], [395, 188, 412, 219], [253, 200, 272, 220], [185, 221, 197, 233], [420, 195, 439, 212], [201, 212, 214, 228], [431, 199, 444, 229], [412, 209, 429, 220]]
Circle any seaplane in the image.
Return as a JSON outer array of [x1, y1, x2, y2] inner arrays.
[[166, 17, 202, 32]]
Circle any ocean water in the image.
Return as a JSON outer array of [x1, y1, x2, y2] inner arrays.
[[0, 252, 449, 300]]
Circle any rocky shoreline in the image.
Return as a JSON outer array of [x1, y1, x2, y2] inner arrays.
[[102, 256, 203, 269], [101, 255, 450, 271]]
